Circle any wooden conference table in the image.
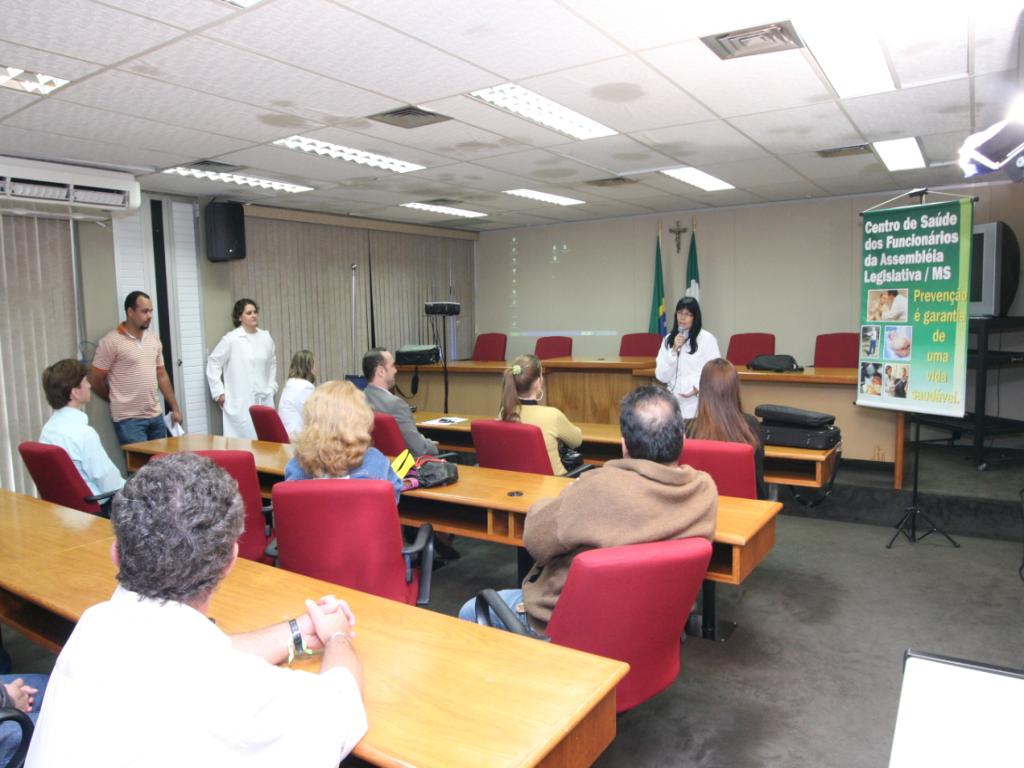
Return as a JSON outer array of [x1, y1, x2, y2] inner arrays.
[[413, 410, 840, 492], [0, 489, 627, 768], [399, 359, 904, 488]]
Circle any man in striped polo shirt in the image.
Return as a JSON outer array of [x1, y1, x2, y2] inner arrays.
[[89, 291, 182, 445]]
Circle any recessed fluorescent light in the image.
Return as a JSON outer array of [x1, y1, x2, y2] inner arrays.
[[220, 0, 263, 7], [162, 167, 313, 193], [503, 189, 585, 206], [469, 83, 617, 140], [794, 15, 894, 98], [660, 167, 734, 192], [0, 65, 69, 95], [272, 135, 425, 174], [873, 138, 926, 171], [401, 202, 487, 218]]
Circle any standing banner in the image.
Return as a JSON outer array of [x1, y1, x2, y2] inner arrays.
[[857, 198, 973, 417]]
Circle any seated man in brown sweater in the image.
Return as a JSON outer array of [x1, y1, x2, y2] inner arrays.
[[458, 385, 718, 634]]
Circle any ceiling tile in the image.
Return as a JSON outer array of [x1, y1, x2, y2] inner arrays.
[[699, 155, 806, 187], [842, 79, 972, 141], [339, 0, 624, 79], [627, 193, 708, 212], [331, 115, 526, 163], [630, 120, 769, 166], [642, 42, 832, 118], [973, 70, 1020, 129], [781, 149, 892, 183], [211, 145, 386, 185], [549, 134, 678, 175], [0, 89, 37, 120], [5, 99, 250, 158], [729, 101, 864, 154], [0, 40, 104, 82], [402, 162, 539, 193], [1, 0, 183, 64], [138, 170, 281, 200], [0, 125, 183, 171], [473, 148, 609, 185], [300, 125, 456, 168], [744, 179, 829, 202], [418, 95, 571, 148], [882, 8, 969, 87], [121, 36, 403, 124], [920, 131, 972, 166], [96, 0, 236, 29], [521, 55, 713, 133], [55, 69, 319, 142], [204, 0, 501, 103], [973, 5, 1023, 76]]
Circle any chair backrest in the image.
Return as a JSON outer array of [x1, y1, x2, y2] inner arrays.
[[372, 412, 408, 456], [726, 332, 776, 366], [546, 538, 713, 712], [535, 335, 572, 359], [472, 333, 507, 362], [249, 405, 290, 444], [814, 332, 859, 368], [619, 332, 662, 357], [471, 419, 552, 475], [680, 438, 757, 499], [18, 441, 102, 514], [272, 479, 415, 604], [190, 450, 269, 562]]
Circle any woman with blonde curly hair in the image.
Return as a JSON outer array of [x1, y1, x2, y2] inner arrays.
[[284, 380, 402, 500]]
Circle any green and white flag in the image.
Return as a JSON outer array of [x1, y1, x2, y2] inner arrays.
[[685, 232, 700, 301]]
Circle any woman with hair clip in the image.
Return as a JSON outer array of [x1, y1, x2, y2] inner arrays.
[[277, 349, 316, 435], [654, 296, 721, 420], [206, 297, 277, 438], [500, 354, 583, 476], [688, 357, 767, 499]]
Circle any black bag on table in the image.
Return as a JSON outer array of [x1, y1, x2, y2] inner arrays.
[[558, 441, 583, 472], [755, 404, 841, 450], [748, 354, 803, 372], [414, 456, 458, 488]]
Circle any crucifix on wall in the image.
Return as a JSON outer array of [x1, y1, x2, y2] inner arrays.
[[668, 220, 687, 254]]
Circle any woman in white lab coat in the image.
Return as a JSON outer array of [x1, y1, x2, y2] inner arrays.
[[654, 296, 720, 420], [206, 298, 277, 438]]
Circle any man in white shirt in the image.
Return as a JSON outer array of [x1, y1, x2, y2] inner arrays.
[[27, 453, 366, 767], [881, 289, 908, 321], [39, 359, 124, 514]]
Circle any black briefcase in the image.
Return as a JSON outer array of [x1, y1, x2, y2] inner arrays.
[[759, 422, 841, 450], [754, 404, 835, 428]]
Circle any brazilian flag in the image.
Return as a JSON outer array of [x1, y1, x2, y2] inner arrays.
[[648, 235, 667, 335]]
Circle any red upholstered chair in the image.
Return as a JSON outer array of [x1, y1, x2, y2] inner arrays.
[[619, 333, 662, 357], [535, 335, 572, 359], [471, 419, 592, 478], [272, 479, 434, 605], [814, 332, 859, 368], [249, 405, 290, 444], [475, 538, 712, 712], [680, 438, 757, 500], [371, 412, 408, 457], [190, 450, 271, 563], [726, 332, 776, 366], [18, 441, 117, 515], [472, 333, 507, 362]]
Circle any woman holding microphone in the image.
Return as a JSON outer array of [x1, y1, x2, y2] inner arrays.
[[655, 296, 720, 420]]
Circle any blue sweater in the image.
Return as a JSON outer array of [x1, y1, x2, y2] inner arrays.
[[284, 447, 403, 502]]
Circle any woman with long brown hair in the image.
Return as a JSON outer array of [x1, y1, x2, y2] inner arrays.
[[687, 357, 766, 498], [500, 354, 582, 476]]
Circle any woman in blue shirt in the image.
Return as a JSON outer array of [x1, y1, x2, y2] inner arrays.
[[284, 380, 402, 501]]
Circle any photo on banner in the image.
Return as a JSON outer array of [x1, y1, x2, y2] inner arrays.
[[857, 199, 973, 417]]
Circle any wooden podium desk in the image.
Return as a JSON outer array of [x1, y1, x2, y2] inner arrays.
[[0, 489, 626, 768], [415, 411, 838, 490], [396, 357, 655, 424], [122, 436, 780, 589]]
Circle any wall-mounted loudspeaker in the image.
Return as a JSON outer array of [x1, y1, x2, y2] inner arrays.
[[205, 201, 246, 262]]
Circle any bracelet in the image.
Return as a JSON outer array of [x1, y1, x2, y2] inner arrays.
[[326, 631, 354, 646]]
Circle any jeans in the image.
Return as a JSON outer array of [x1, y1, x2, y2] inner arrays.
[[0, 673, 49, 766], [458, 589, 543, 637], [114, 415, 168, 445]]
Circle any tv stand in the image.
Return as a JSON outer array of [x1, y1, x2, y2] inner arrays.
[[916, 316, 1024, 469]]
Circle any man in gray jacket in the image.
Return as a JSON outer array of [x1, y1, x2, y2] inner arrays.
[[362, 348, 439, 457]]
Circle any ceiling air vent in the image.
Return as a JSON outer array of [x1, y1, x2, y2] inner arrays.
[[701, 20, 803, 60], [368, 106, 451, 129], [187, 159, 244, 173], [586, 177, 639, 188], [817, 144, 872, 158], [420, 198, 463, 205]]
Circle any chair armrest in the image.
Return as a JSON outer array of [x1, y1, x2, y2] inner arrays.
[[473, 589, 529, 635], [261, 502, 274, 537], [264, 538, 278, 564], [0, 706, 34, 766], [401, 523, 434, 606], [83, 489, 117, 504], [564, 463, 596, 479]]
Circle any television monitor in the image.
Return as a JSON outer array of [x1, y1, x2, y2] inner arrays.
[[969, 221, 1020, 318]]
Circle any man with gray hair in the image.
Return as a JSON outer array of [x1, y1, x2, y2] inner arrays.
[[27, 453, 366, 767], [459, 385, 718, 634]]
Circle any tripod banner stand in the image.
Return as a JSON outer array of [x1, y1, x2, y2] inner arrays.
[[857, 192, 974, 547]]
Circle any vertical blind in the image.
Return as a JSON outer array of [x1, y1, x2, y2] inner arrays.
[[0, 215, 78, 493]]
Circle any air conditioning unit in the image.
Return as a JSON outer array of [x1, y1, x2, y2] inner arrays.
[[0, 155, 141, 213]]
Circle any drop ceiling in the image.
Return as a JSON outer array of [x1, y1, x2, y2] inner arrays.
[[1, 0, 1021, 231]]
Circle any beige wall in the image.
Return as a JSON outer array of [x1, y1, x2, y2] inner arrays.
[[477, 181, 1024, 423]]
